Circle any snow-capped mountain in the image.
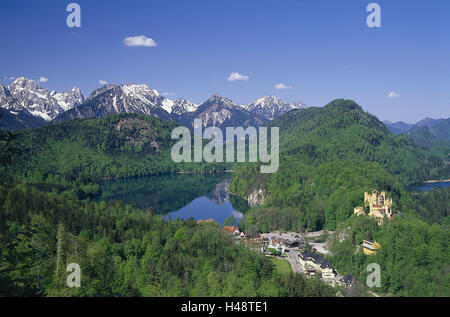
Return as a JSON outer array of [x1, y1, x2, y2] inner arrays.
[[1, 77, 84, 122], [52, 87, 85, 112], [56, 88, 266, 129], [192, 94, 266, 128], [0, 85, 14, 108], [1, 83, 45, 129], [171, 98, 199, 115], [55, 83, 174, 122], [291, 100, 307, 110], [246, 96, 306, 120], [1, 77, 306, 130]]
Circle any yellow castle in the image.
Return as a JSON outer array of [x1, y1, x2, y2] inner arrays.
[[354, 190, 393, 225]]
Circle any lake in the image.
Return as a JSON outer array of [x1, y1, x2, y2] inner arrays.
[[96, 176, 450, 225], [407, 181, 450, 191], [96, 173, 248, 226]]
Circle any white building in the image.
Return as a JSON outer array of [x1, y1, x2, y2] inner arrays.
[[298, 251, 336, 279], [268, 239, 285, 254]]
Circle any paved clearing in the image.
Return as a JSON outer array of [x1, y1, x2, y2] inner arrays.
[[309, 242, 329, 255]]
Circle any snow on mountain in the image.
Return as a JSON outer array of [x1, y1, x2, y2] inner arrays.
[[54, 83, 175, 122], [2, 77, 84, 121], [171, 98, 199, 115], [2, 78, 305, 130], [192, 94, 266, 128], [290, 100, 307, 110], [52, 87, 85, 111], [0, 84, 14, 108], [246, 96, 306, 121]]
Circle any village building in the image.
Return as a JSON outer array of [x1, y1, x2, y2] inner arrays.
[[223, 226, 236, 234], [268, 239, 285, 254], [338, 274, 358, 287], [362, 239, 381, 255], [261, 232, 305, 252], [241, 233, 264, 252], [279, 237, 303, 249], [244, 232, 261, 239], [298, 251, 336, 279], [354, 190, 394, 225]]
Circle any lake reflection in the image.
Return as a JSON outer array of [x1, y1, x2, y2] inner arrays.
[[97, 173, 248, 225]]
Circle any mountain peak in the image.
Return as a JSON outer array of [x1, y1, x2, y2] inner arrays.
[[291, 100, 307, 109], [205, 94, 236, 107], [171, 98, 199, 115], [2, 76, 85, 121], [10, 76, 37, 89], [414, 117, 444, 128], [208, 93, 225, 100], [246, 95, 294, 120], [12, 76, 31, 84]]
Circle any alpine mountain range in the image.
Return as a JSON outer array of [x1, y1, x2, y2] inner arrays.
[[0, 77, 307, 130]]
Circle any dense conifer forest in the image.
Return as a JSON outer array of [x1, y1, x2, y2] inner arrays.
[[1, 99, 449, 297]]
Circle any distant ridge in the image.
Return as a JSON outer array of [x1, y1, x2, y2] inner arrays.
[[1, 77, 307, 130]]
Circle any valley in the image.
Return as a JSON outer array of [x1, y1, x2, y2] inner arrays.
[[1, 0, 449, 304], [1, 86, 449, 297]]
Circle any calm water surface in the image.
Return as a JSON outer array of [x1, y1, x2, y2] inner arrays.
[[97, 176, 449, 224], [408, 181, 450, 191], [96, 173, 248, 226]]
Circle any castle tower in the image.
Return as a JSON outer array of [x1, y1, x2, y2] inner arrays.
[[359, 190, 394, 225]]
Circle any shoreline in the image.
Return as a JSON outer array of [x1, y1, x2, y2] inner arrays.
[[176, 170, 235, 174], [423, 179, 450, 184]]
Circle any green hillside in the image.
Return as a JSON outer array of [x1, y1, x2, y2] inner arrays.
[[407, 119, 450, 149], [8, 113, 227, 197], [0, 172, 334, 297], [230, 99, 448, 231], [328, 214, 449, 297]]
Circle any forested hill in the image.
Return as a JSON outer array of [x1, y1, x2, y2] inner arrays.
[[230, 99, 448, 231], [270, 98, 444, 184], [0, 172, 334, 297], [8, 113, 225, 197], [407, 118, 450, 149]]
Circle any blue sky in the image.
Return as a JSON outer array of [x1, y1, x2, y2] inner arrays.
[[0, 0, 449, 123]]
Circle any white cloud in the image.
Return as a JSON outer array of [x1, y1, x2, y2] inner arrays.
[[8, 76, 15, 81], [99, 80, 108, 85], [123, 35, 158, 47], [162, 92, 176, 96], [227, 72, 249, 82], [388, 91, 400, 98], [39, 76, 48, 83], [275, 83, 293, 90]]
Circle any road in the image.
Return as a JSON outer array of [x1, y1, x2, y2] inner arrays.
[[309, 242, 329, 255], [368, 291, 381, 297], [285, 248, 303, 273]]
